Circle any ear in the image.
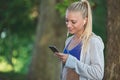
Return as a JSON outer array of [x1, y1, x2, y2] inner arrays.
[[84, 17, 88, 25]]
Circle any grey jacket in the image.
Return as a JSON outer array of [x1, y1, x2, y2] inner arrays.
[[62, 33, 104, 80]]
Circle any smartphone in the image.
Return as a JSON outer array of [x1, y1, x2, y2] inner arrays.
[[49, 45, 59, 53]]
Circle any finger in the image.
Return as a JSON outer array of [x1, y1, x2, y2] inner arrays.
[[54, 53, 63, 60], [55, 53, 64, 57]]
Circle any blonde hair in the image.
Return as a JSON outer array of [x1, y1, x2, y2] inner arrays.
[[66, 0, 92, 53]]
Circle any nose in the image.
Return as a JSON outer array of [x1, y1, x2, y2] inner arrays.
[[66, 22, 72, 28]]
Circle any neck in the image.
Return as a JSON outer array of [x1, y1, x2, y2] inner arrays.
[[74, 30, 84, 39]]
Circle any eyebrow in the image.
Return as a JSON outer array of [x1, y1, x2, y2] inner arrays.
[[65, 18, 77, 21]]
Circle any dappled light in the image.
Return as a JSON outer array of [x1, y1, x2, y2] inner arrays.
[[0, 57, 13, 72]]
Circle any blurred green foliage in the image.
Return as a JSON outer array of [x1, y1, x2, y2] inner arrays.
[[0, 0, 39, 74]]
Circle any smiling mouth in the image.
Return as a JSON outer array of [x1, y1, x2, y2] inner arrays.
[[68, 29, 72, 31]]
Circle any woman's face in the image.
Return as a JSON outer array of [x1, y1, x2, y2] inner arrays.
[[65, 11, 87, 35]]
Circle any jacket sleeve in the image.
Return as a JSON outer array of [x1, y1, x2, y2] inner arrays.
[[64, 37, 104, 80]]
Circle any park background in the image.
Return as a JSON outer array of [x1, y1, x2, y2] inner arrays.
[[0, 0, 120, 80]]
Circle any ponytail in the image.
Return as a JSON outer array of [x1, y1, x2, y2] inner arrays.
[[81, 0, 92, 53]]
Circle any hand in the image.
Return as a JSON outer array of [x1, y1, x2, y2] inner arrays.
[[54, 52, 69, 63]]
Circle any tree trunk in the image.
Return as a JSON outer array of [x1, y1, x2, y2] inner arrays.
[[27, 0, 66, 80], [104, 0, 120, 80]]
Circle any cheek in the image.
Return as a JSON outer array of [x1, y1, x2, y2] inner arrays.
[[75, 22, 84, 29]]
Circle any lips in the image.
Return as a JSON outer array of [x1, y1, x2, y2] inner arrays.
[[68, 29, 72, 32], [68, 29, 74, 33]]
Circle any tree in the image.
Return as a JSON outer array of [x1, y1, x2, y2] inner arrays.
[[27, 0, 66, 80], [104, 0, 120, 80]]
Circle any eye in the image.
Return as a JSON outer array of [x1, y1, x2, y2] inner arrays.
[[71, 20, 77, 24]]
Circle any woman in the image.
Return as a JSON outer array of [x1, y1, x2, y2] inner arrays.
[[55, 0, 104, 80]]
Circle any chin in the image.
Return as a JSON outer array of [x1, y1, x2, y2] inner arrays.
[[69, 32, 74, 35]]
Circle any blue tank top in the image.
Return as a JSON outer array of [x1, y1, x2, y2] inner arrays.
[[63, 40, 82, 60]]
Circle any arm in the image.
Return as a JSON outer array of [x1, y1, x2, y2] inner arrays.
[[64, 37, 104, 79]]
